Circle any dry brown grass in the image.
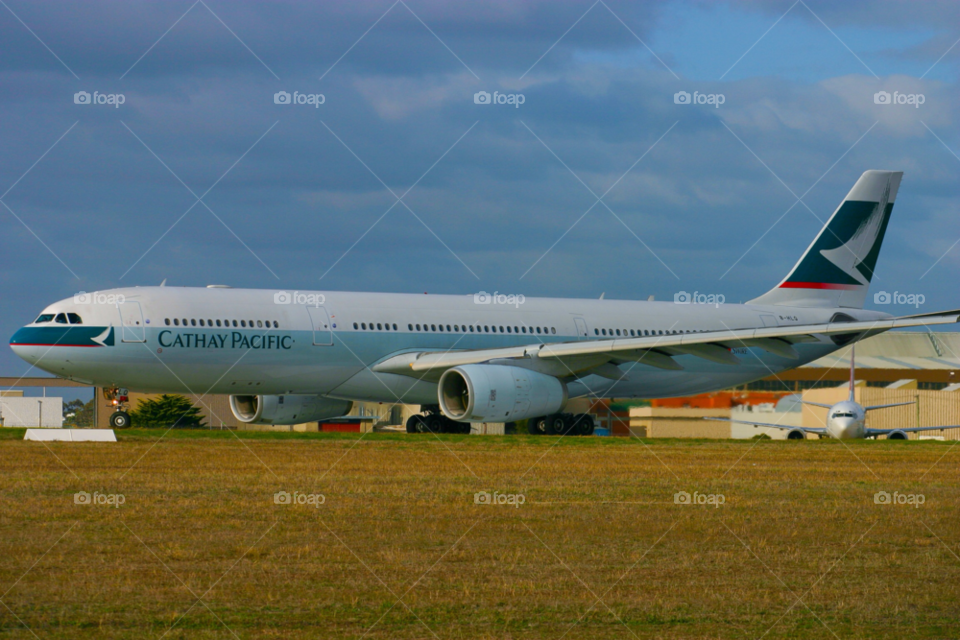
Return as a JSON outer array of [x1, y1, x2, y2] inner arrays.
[[0, 430, 958, 639]]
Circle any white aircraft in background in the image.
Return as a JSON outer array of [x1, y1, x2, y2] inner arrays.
[[8, 171, 960, 434], [711, 348, 957, 440]]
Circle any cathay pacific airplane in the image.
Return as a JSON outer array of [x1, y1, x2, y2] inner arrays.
[[9, 171, 959, 434]]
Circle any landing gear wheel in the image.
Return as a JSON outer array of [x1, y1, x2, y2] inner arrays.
[[528, 416, 549, 435], [573, 413, 595, 436], [406, 415, 422, 433], [425, 414, 445, 433], [546, 414, 569, 436], [110, 411, 130, 429]]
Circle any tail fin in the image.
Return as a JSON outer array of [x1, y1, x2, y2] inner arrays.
[[749, 170, 902, 308]]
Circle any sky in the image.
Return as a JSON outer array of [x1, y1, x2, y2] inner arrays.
[[2, 0, 960, 381]]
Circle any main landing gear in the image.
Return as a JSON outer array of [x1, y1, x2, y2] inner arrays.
[[528, 413, 595, 436], [406, 405, 471, 434]]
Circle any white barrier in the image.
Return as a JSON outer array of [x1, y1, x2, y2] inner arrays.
[[24, 429, 116, 442]]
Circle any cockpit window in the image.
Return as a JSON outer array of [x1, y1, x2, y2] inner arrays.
[[67, 313, 82, 325], [832, 412, 855, 418], [34, 314, 55, 324], [54, 313, 68, 324]]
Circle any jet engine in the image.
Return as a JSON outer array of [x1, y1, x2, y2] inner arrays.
[[786, 429, 806, 440], [229, 394, 352, 425], [438, 364, 567, 423], [886, 430, 908, 440]]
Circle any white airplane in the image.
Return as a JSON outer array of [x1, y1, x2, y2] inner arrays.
[[9, 171, 960, 435], [709, 348, 957, 440]]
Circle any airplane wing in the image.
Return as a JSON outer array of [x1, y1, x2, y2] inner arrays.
[[863, 401, 916, 411], [704, 417, 826, 435], [865, 425, 960, 437], [801, 401, 834, 409], [373, 309, 960, 380]]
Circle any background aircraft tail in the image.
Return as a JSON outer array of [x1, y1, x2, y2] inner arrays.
[[749, 170, 902, 308]]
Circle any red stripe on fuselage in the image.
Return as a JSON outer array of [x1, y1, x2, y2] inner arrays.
[[778, 282, 860, 290]]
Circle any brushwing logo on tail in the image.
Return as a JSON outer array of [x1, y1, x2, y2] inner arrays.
[[780, 175, 895, 290], [818, 179, 891, 286]]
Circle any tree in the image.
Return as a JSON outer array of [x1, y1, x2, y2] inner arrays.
[[130, 394, 206, 429], [63, 397, 94, 427]]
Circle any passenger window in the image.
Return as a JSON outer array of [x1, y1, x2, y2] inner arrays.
[[189, 319, 195, 326], [215, 320, 221, 327], [616, 329, 620, 336], [174, 318, 180, 326], [361, 323, 366, 330], [431, 324, 436, 331], [551, 327, 556, 334], [376, 323, 381, 330], [200, 319, 205, 327], [514, 326, 519, 333], [241, 320, 246, 327], [256, 320, 262, 328], [165, 318, 171, 326], [393, 324, 397, 330], [416, 324, 421, 331], [446, 325, 451, 332]]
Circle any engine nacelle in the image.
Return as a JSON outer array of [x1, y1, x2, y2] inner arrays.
[[229, 394, 352, 425], [438, 364, 567, 423], [786, 429, 806, 440], [887, 430, 908, 440]]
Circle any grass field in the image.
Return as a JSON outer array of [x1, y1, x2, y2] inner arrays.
[[1, 429, 958, 639]]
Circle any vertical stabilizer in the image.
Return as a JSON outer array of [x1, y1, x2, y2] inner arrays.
[[749, 170, 902, 308]]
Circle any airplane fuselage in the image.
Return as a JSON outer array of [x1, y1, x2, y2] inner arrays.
[[10, 286, 894, 406]]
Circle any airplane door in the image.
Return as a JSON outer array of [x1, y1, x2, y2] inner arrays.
[[307, 306, 333, 346], [760, 315, 779, 327], [117, 301, 146, 343], [574, 317, 588, 340]]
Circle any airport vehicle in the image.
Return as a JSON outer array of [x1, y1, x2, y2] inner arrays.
[[708, 348, 957, 439], [9, 171, 959, 433]]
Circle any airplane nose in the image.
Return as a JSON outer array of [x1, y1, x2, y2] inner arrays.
[[9, 327, 41, 365]]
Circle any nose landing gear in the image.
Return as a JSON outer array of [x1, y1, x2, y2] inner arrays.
[[104, 386, 131, 429]]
